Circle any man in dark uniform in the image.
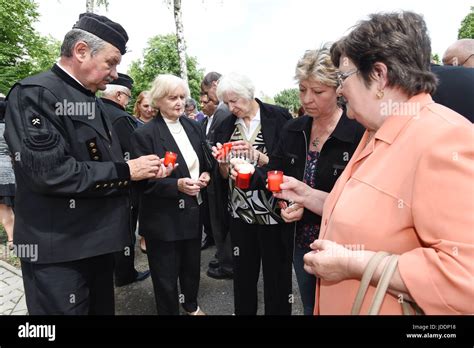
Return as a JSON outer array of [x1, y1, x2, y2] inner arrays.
[[100, 73, 151, 287], [4, 13, 167, 315], [200, 72, 233, 279]]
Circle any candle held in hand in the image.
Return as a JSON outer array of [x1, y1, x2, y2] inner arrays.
[[267, 170, 284, 192], [235, 163, 254, 190], [163, 151, 178, 167]]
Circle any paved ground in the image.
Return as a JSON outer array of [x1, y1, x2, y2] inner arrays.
[[116, 243, 303, 315], [0, 243, 303, 316], [0, 259, 27, 315]]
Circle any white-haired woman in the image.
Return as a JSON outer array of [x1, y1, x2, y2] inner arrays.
[[212, 73, 293, 315], [131, 74, 211, 315]]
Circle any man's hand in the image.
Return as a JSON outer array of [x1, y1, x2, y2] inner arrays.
[[127, 155, 161, 181], [178, 178, 201, 196]]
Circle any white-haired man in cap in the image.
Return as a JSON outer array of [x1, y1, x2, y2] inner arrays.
[[101, 73, 151, 287], [4, 13, 170, 315]]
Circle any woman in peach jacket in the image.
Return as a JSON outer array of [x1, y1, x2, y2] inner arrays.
[[275, 11, 473, 315]]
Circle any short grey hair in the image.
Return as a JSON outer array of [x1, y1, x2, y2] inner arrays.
[[216, 72, 255, 102], [295, 44, 338, 88], [61, 29, 107, 57], [149, 74, 190, 108], [102, 84, 130, 98]]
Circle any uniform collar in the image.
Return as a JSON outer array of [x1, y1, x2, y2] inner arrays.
[[101, 97, 125, 111], [51, 64, 96, 97]]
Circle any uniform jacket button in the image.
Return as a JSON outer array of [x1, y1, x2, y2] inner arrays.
[[89, 142, 96, 148], [93, 156, 99, 161]]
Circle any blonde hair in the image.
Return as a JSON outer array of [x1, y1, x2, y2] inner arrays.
[[133, 91, 150, 118], [295, 44, 338, 88], [149, 74, 190, 109]]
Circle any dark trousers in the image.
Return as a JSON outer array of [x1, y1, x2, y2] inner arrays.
[[207, 182, 233, 272], [21, 254, 115, 315], [230, 219, 293, 315], [146, 238, 201, 315], [113, 205, 138, 285], [293, 244, 317, 315]]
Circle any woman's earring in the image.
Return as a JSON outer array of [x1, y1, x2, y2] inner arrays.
[[376, 90, 385, 99]]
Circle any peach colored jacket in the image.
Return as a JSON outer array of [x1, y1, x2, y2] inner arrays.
[[316, 94, 474, 315]]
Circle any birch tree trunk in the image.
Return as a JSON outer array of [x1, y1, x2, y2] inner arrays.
[[86, 0, 95, 12], [86, 0, 108, 13], [173, 0, 188, 83]]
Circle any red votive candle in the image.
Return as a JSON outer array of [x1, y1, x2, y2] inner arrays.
[[235, 164, 253, 190], [163, 151, 178, 167], [267, 170, 284, 192], [220, 142, 233, 160]]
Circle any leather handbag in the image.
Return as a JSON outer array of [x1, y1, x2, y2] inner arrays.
[[351, 251, 424, 315]]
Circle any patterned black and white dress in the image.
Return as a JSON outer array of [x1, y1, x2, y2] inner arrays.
[[228, 124, 282, 225], [0, 121, 15, 206]]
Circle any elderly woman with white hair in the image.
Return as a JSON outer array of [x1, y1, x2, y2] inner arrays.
[[131, 74, 211, 316], [212, 73, 293, 315]]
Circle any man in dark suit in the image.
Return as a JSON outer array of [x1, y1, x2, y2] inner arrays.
[[431, 64, 474, 122], [4, 13, 166, 315], [200, 72, 233, 279], [100, 73, 151, 287]]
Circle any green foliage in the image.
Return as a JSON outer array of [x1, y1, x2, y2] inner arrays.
[[128, 34, 203, 102], [274, 88, 300, 114], [0, 0, 61, 94], [458, 6, 474, 39], [431, 53, 440, 64]]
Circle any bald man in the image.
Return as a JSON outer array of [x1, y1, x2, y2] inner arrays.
[[442, 39, 474, 67]]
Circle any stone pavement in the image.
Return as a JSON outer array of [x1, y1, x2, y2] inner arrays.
[[0, 244, 303, 316], [0, 260, 27, 315]]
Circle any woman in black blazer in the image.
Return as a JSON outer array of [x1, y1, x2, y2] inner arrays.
[[212, 72, 293, 315], [131, 74, 210, 315]]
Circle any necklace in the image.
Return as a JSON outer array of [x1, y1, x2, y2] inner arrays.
[[168, 121, 183, 135], [311, 130, 332, 150]]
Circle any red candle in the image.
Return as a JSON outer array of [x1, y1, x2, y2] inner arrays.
[[267, 171, 284, 192], [235, 164, 253, 190], [163, 151, 178, 167], [219, 142, 233, 160]]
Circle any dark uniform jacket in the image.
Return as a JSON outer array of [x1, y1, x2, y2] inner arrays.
[[131, 114, 210, 241], [100, 98, 138, 158], [4, 64, 131, 264]]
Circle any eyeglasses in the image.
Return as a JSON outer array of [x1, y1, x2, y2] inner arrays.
[[460, 54, 474, 67], [119, 91, 132, 99], [337, 69, 359, 87]]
